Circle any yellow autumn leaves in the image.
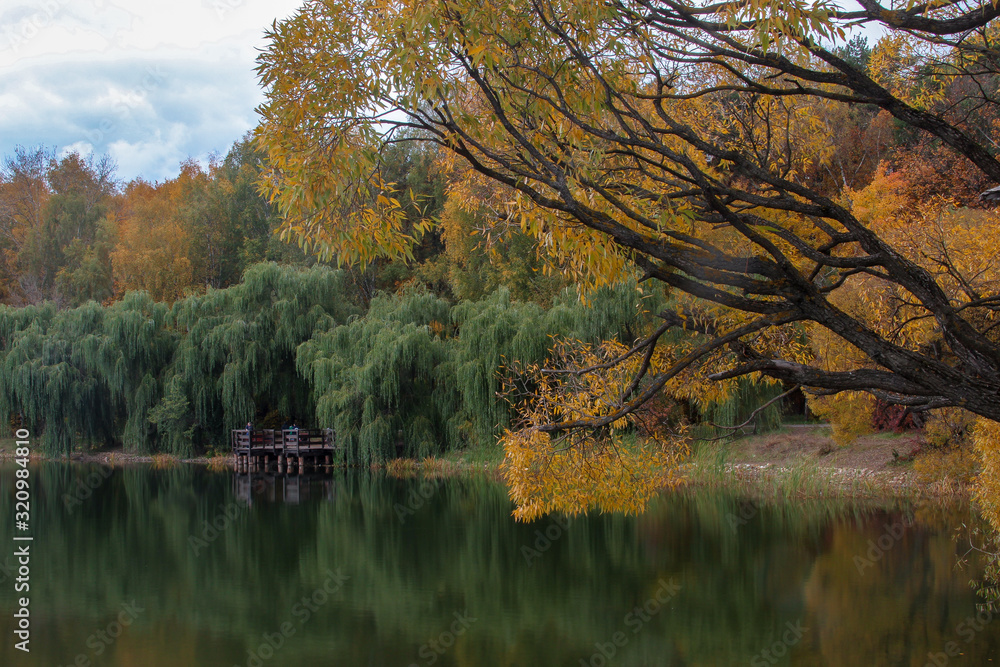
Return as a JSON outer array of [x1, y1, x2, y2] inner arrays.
[[499, 338, 690, 521]]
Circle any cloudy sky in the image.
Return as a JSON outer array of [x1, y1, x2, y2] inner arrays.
[[0, 0, 303, 182]]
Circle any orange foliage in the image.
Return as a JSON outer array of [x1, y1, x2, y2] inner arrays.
[[500, 338, 694, 520], [974, 419, 1000, 534], [807, 165, 1000, 443], [111, 177, 194, 302]]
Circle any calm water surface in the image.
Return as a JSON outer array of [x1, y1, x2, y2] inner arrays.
[[2, 463, 999, 666]]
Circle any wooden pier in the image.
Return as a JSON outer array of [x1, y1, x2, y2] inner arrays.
[[231, 428, 336, 474]]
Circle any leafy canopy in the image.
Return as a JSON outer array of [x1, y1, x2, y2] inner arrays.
[[257, 0, 1000, 516]]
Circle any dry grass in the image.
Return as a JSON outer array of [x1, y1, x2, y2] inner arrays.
[[693, 425, 927, 469], [680, 424, 945, 501], [385, 458, 419, 478], [419, 456, 466, 478], [151, 453, 179, 469], [206, 454, 234, 472], [383, 455, 492, 479]]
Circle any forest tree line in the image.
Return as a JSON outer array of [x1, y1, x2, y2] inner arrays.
[[0, 129, 569, 310], [1, 261, 776, 456], [0, 136, 313, 307]]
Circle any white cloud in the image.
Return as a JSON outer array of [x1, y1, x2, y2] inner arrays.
[[0, 0, 302, 181], [107, 127, 190, 181], [60, 140, 93, 158]]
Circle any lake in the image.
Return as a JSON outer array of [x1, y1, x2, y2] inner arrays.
[[2, 463, 999, 666]]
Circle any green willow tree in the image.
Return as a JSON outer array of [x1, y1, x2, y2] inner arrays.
[[0, 256, 670, 457], [447, 279, 666, 446], [0, 297, 162, 452], [0, 264, 356, 455], [0, 302, 110, 451], [297, 280, 671, 462], [156, 262, 357, 453], [298, 287, 454, 463], [89, 291, 175, 452]]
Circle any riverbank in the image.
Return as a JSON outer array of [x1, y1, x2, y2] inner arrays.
[[0, 438, 229, 467], [682, 424, 979, 502], [1, 424, 978, 501]]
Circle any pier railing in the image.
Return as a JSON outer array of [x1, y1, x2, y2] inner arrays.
[[231, 428, 336, 473]]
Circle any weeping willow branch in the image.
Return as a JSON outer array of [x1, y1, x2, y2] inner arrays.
[[705, 383, 800, 438]]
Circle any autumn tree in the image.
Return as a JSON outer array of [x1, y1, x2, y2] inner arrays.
[[257, 0, 1000, 515], [24, 152, 116, 304], [111, 177, 195, 302], [217, 133, 304, 279], [0, 146, 51, 303], [435, 164, 570, 303], [0, 148, 116, 305], [320, 133, 452, 302], [173, 158, 230, 289], [111, 144, 315, 301]]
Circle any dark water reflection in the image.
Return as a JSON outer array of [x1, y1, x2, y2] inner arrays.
[[1, 463, 999, 666]]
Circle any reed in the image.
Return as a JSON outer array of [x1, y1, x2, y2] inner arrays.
[[151, 453, 179, 469], [206, 455, 233, 472]]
